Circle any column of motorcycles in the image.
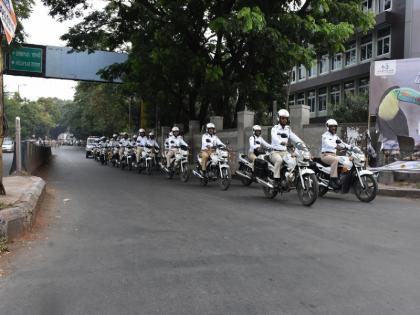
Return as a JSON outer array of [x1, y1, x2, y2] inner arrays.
[[88, 134, 378, 207]]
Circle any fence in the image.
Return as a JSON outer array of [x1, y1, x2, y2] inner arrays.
[[10, 141, 52, 175]]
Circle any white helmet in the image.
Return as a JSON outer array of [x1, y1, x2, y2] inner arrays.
[[326, 119, 338, 128], [138, 128, 145, 133], [172, 126, 180, 132], [169, 132, 173, 136], [206, 123, 216, 130], [252, 125, 262, 134], [277, 109, 290, 118], [149, 131, 155, 136]]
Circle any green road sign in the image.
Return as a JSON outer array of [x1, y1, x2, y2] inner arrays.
[[9, 47, 43, 74]]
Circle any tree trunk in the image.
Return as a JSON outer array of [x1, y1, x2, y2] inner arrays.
[[0, 39, 6, 195]]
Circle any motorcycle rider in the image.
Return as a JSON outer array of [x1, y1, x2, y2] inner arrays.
[[164, 131, 173, 155], [136, 129, 148, 164], [200, 123, 225, 176], [249, 125, 271, 163], [147, 131, 160, 151], [165, 127, 188, 169], [321, 119, 350, 189], [270, 109, 303, 183], [119, 132, 130, 161]]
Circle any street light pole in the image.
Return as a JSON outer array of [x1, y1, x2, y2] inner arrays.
[[0, 30, 6, 195]]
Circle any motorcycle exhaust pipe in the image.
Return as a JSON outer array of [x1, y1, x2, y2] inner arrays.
[[235, 170, 252, 180], [192, 170, 204, 179], [318, 179, 329, 188], [256, 178, 274, 189]]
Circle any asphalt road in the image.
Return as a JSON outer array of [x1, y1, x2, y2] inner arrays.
[[2, 152, 13, 176], [1, 146, 420, 315]]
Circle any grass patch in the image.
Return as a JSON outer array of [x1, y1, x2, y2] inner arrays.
[[0, 237, 8, 254], [0, 202, 7, 210]]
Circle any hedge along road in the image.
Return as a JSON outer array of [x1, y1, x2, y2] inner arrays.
[[1, 146, 420, 315]]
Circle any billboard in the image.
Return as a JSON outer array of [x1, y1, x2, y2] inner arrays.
[[369, 59, 420, 152], [0, 0, 17, 44]]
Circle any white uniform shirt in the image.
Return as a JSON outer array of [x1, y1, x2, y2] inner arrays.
[[147, 138, 160, 149], [271, 125, 302, 151], [321, 131, 349, 153], [168, 135, 188, 149], [201, 133, 224, 150], [249, 135, 271, 153], [120, 139, 131, 147], [136, 136, 148, 147]]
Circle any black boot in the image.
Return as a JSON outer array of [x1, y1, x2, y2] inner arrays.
[[329, 178, 340, 190]]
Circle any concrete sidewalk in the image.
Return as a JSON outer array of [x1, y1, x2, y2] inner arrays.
[[378, 184, 420, 199], [0, 176, 46, 241]]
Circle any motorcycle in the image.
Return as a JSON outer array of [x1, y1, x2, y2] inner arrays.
[[120, 145, 136, 171], [192, 145, 231, 190], [138, 145, 160, 175], [235, 153, 255, 186], [311, 141, 378, 202], [99, 146, 107, 165], [163, 145, 190, 182], [252, 139, 318, 206]]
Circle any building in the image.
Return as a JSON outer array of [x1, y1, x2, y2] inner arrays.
[[288, 0, 413, 123]]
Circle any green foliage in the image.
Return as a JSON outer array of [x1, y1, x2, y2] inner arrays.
[[4, 94, 68, 140], [0, 237, 8, 253], [328, 93, 369, 123], [61, 82, 135, 139], [42, 0, 375, 127]]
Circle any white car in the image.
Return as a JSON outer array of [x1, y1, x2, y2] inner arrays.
[[85, 137, 99, 158], [2, 138, 14, 153]]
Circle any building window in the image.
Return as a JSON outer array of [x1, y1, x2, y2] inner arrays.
[[298, 64, 306, 81], [288, 94, 295, 107], [307, 61, 317, 78], [362, 0, 373, 11], [359, 77, 370, 95], [345, 41, 357, 67], [330, 85, 341, 108], [377, 26, 391, 56], [360, 34, 373, 62], [297, 92, 305, 105], [290, 66, 297, 83], [331, 53, 342, 71], [344, 81, 355, 99], [319, 54, 329, 75], [379, 0, 392, 12], [318, 87, 327, 112], [308, 90, 316, 113]]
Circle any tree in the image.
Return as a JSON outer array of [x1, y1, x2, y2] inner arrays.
[[42, 0, 374, 129], [61, 82, 135, 139], [328, 93, 369, 123]]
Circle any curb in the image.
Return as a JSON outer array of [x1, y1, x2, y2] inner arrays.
[[0, 177, 46, 241], [378, 186, 420, 199]]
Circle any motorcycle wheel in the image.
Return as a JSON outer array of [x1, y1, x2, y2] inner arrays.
[[219, 168, 231, 191], [166, 170, 174, 179], [121, 162, 125, 170], [200, 177, 208, 186], [318, 186, 328, 197], [128, 162, 132, 171], [85, 152, 89, 159], [354, 174, 377, 202], [180, 165, 190, 183], [297, 173, 318, 206], [146, 163, 152, 175], [262, 186, 278, 199]]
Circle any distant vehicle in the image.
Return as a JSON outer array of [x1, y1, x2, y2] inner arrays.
[[86, 137, 99, 158], [2, 138, 14, 153]]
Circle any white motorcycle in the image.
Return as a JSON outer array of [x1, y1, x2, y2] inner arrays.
[[137, 145, 159, 175], [311, 141, 378, 202], [164, 145, 190, 182], [253, 141, 318, 206], [193, 145, 231, 190]]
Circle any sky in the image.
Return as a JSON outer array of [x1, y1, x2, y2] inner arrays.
[[4, 1, 90, 100]]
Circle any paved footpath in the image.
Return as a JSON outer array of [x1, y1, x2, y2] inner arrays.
[[1, 146, 420, 315]]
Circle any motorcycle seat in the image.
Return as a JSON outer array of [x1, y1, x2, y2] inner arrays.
[[313, 157, 330, 167]]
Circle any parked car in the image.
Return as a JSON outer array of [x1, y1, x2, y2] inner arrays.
[[2, 138, 14, 153]]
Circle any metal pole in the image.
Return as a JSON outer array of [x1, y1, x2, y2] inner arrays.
[[15, 117, 22, 173]]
